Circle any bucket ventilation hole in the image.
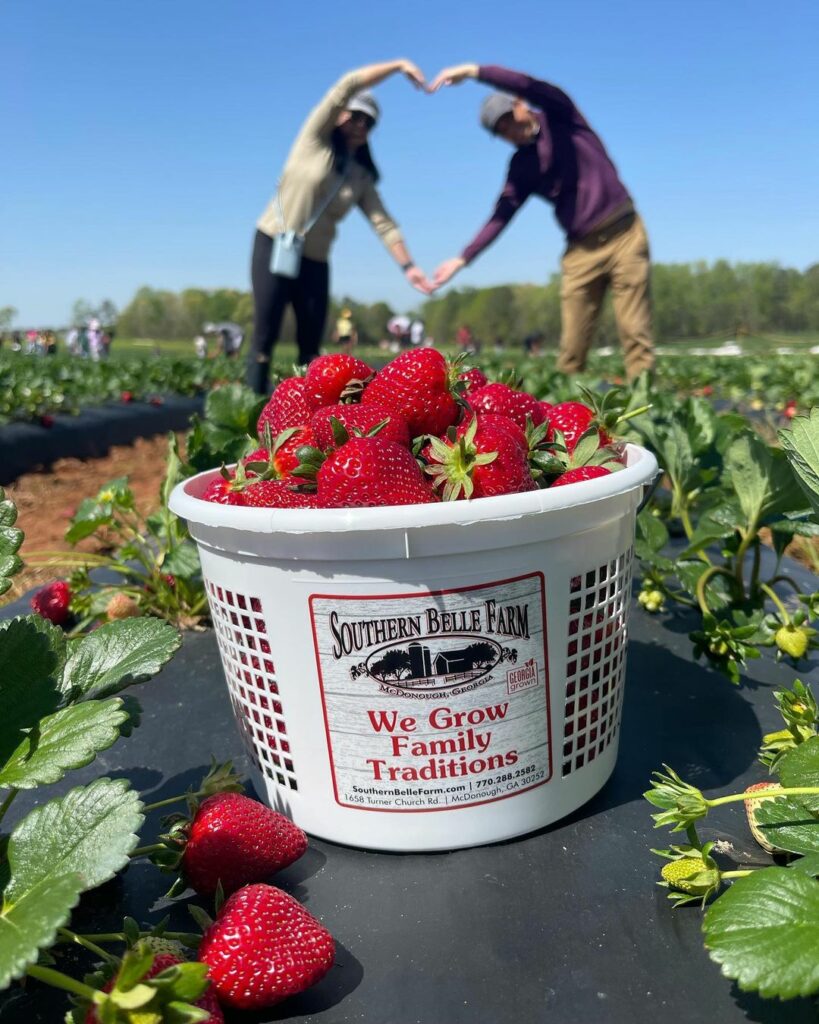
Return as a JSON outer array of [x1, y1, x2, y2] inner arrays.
[[561, 547, 634, 777], [206, 582, 298, 791]]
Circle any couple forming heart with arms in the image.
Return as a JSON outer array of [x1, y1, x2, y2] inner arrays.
[[248, 59, 655, 396]]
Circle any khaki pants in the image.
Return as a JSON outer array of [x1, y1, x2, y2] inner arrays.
[[557, 214, 655, 380]]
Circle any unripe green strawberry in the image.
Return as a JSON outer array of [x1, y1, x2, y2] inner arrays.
[[775, 624, 809, 659], [660, 857, 720, 897]]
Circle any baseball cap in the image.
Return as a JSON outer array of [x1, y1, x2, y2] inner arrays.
[[346, 90, 380, 125], [480, 91, 516, 133]]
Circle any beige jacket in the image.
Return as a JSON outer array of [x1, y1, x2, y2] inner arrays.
[[257, 71, 403, 262]]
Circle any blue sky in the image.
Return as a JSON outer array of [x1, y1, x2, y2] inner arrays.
[[3, 0, 818, 327]]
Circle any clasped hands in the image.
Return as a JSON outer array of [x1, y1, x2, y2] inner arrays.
[[392, 62, 478, 296]]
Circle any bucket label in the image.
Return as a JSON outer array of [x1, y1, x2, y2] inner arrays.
[[309, 572, 551, 812]]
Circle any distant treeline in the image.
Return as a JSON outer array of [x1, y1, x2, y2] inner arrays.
[[116, 260, 819, 346]]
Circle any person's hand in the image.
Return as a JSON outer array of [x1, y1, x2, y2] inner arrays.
[[428, 63, 479, 93], [405, 265, 434, 295], [432, 257, 465, 289], [396, 59, 426, 90]]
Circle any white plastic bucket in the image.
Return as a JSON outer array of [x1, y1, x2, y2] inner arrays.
[[170, 444, 658, 851]]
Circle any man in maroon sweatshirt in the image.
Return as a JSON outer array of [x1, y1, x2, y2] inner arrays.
[[430, 63, 654, 379]]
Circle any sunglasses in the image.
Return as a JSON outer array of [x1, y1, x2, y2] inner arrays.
[[348, 111, 376, 131]]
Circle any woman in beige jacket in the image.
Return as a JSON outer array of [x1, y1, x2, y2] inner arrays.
[[249, 59, 432, 393]]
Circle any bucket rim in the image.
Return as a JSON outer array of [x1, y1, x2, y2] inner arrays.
[[169, 443, 658, 535]]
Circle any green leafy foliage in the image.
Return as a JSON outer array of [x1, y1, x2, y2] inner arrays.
[[0, 700, 128, 789], [751, 796, 819, 856], [703, 869, 819, 998], [183, 382, 265, 474], [38, 436, 207, 630], [0, 617, 63, 766], [0, 487, 24, 597], [5, 779, 143, 898], [778, 735, 819, 814], [780, 407, 819, 518], [0, 872, 84, 990], [63, 618, 181, 701]]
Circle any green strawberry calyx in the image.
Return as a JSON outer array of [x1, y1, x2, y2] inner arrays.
[[423, 418, 498, 501]]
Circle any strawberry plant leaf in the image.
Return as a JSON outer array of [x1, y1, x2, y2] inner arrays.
[[779, 407, 819, 518], [635, 509, 668, 557], [205, 383, 266, 435], [161, 541, 201, 580], [703, 868, 819, 998], [64, 496, 115, 544], [0, 617, 63, 768], [0, 698, 128, 789], [778, 735, 819, 814], [62, 618, 181, 700], [0, 487, 24, 597], [723, 433, 806, 527], [788, 854, 819, 876], [0, 870, 83, 990], [5, 778, 143, 900], [751, 796, 819, 855], [679, 503, 743, 558]]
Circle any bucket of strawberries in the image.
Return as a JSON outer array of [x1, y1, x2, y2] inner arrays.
[[170, 349, 657, 852]]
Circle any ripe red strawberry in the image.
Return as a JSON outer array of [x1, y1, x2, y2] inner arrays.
[[177, 792, 307, 896], [317, 436, 438, 508], [551, 465, 612, 487], [120, 390, 133, 402], [40, 414, 55, 428], [361, 348, 460, 437], [456, 412, 528, 453], [468, 382, 547, 430], [30, 580, 72, 625], [304, 353, 373, 406], [245, 425, 316, 479], [426, 416, 537, 500], [85, 953, 223, 1023], [546, 401, 601, 452], [458, 367, 488, 393], [257, 376, 315, 437], [202, 474, 249, 506], [243, 479, 320, 509], [311, 402, 410, 450], [198, 883, 335, 1010]]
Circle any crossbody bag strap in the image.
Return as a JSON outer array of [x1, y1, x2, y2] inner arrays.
[[277, 157, 350, 237]]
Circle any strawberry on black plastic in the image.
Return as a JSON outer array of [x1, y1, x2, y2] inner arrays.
[[198, 883, 335, 1010], [151, 790, 307, 898]]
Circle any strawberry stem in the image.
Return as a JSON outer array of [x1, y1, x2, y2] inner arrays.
[[707, 785, 819, 809], [695, 566, 740, 616], [142, 795, 190, 813], [57, 928, 116, 962], [26, 964, 100, 1001], [722, 870, 755, 880], [759, 582, 791, 624], [129, 843, 168, 858]]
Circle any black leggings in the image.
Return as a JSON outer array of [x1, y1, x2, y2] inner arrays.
[[247, 229, 329, 394]]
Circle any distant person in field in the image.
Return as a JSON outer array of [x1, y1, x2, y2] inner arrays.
[[332, 307, 358, 351], [429, 64, 655, 380], [248, 60, 434, 394]]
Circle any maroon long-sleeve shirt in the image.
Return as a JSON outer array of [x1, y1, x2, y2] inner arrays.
[[461, 66, 632, 263]]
